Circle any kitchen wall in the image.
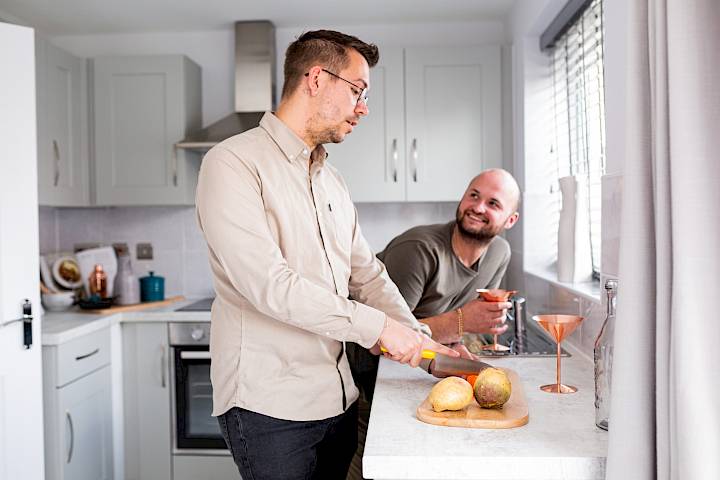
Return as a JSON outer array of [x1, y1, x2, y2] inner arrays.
[[39, 203, 458, 299]]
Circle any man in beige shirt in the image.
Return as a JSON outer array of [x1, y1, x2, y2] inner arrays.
[[196, 30, 457, 480]]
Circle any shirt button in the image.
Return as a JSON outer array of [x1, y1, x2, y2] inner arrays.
[[325, 332, 330, 336], [302, 149, 308, 155], [288, 154, 294, 160]]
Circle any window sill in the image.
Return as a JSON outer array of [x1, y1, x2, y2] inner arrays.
[[524, 265, 601, 304]]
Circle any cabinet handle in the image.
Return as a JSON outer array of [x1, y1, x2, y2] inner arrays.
[[52, 139, 60, 186], [411, 138, 418, 182], [390, 139, 398, 182], [66, 411, 74, 464], [160, 345, 166, 388], [75, 348, 99, 361], [172, 146, 178, 187]]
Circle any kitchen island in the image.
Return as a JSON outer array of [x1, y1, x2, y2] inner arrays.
[[363, 350, 607, 480]]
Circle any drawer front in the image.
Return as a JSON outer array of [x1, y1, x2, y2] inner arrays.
[[56, 328, 111, 386], [173, 455, 236, 480]]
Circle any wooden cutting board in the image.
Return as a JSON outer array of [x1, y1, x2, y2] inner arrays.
[[416, 368, 529, 429], [78, 295, 185, 314]]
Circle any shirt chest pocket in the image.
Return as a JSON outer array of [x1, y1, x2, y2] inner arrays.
[[325, 200, 354, 255]]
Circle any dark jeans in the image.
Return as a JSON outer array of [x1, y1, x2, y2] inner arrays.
[[218, 403, 358, 480]]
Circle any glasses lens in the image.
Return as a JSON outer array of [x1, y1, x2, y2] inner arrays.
[[358, 89, 369, 105]]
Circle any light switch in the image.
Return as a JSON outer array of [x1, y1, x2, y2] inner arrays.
[[136, 242, 153, 260]]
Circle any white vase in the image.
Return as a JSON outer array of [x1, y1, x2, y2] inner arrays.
[[557, 175, 593, 283]]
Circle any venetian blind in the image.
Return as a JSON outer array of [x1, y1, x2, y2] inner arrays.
[[548, 0, 606, 275]]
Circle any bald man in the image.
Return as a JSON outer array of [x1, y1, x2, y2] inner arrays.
[[378, 168, 521, 354]]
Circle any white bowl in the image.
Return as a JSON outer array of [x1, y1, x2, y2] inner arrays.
[[42, 292, 75, 312]]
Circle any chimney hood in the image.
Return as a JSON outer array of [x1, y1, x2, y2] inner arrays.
[[175, 21, 276, 150]]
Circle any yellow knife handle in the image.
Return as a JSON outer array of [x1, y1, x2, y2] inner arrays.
[[380, 346, 436, 359]]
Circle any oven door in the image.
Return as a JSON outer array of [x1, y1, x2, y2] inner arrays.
[[172, 346, 227, 452]]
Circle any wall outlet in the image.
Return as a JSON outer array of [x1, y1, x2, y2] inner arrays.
[[136, 242, 154, 260]]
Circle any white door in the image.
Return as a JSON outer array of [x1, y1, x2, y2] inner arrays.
[[0, 22, 45, 480]]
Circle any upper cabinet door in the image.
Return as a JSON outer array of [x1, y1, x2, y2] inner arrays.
[[37, 39, 90, 206], [93, 55, 201, 206], [404, 46, 502, 202], [324, 47, 406, 202]]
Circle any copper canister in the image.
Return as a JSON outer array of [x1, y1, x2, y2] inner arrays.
[[89, 264, 108, 298]]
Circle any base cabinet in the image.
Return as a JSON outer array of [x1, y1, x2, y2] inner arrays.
[[43, 328, 113, 480], [122, 323, 172, 480], [56, 368, 113, 480]]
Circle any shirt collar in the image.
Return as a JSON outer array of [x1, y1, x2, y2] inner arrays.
[[259, 112, 329, 167]]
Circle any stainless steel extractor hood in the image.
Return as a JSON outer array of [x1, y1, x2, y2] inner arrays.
[[175, 21, 276, 150]]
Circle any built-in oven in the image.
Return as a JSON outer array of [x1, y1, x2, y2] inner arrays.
[[168, 321, 228, 455]]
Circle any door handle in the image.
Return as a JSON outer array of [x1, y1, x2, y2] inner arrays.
[[160, 345, 166, 388], [411, 138, 418, 182], [172, 146, 179, 187], [391, 139, 398, 183], [52, 140, 61, 186], [1, 299, 33, 349], [180, 351, 211, 360], [66, 411, 74, 464], [75, 348, 99, 361]]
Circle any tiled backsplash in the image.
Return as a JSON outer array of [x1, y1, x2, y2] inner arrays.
[[39, 202, 458, 299]]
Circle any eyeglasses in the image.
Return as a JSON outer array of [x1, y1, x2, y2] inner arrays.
[[305, 69, 369, 106]]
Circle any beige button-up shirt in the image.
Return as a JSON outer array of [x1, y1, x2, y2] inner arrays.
[[196, 112, 428, 421]]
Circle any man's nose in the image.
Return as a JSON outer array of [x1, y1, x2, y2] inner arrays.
[[355, 100, 369, 116]]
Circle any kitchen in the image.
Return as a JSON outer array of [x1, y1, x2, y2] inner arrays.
[[1, 0, 718, 479]]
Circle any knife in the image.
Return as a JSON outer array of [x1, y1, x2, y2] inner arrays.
[[380, 347, 494, 378]]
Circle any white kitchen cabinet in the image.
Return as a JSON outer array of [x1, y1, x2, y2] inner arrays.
[[36, 37, 91, 206], [327, 46, 502, 202], [92, 55, 202, 206], [43, 327, 113, 480], [122, 323, 172, 480]]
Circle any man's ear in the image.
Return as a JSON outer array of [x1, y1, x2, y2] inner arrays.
[[504, 212, 519, 230], [305, 66, 323, 97]]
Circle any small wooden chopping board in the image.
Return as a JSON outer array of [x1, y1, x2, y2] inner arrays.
[[78, 295, 185, 314], [416, 368, 529, 429]]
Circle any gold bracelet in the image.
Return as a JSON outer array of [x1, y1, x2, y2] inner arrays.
[[456, 308, 464, 338]]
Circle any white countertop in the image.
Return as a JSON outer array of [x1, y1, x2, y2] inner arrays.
[[363, 348, 608, 480], [41, 298, 211, 345]]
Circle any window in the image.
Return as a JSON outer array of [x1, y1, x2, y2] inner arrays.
[[543, 0, 606, 276]]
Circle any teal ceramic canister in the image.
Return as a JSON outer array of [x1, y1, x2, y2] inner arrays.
[[139, 271, 165, 302]]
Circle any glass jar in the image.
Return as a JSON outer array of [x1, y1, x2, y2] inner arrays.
[[594, 278, 617, 430]]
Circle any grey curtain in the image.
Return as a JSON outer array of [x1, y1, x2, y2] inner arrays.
[[607, 0, 720, 479]]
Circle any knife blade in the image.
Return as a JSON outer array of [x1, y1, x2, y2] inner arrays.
[[419, 353, 495, 378]]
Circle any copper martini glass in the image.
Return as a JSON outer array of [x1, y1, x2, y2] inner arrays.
[[532, 314, 584, 393], [476, 288, 517, 352]]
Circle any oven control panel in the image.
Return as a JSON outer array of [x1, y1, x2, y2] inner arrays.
[[168, 322, 211, 346]]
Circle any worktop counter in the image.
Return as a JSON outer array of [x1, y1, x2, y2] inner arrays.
[[363, 350, 607, 480]]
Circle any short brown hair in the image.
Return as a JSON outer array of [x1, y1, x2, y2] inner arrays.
[[281, 30, 379, 99]]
